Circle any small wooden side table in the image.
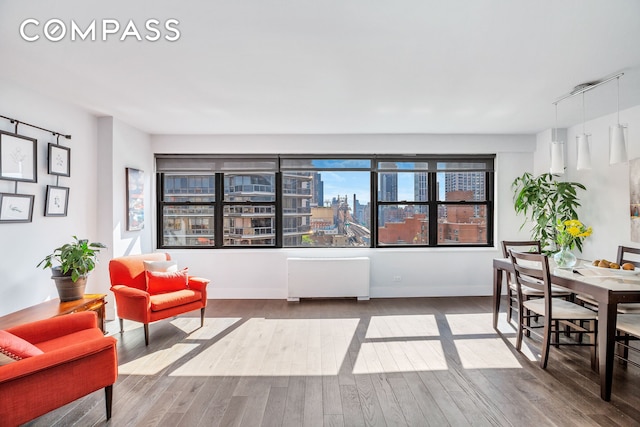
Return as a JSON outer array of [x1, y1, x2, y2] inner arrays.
[[0, 294, 107, 333]]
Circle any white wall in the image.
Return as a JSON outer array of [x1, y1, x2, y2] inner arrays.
[[97, 116, 154, 318], [153, 134, 534, 298], [0, 80, 101, 316], [534, 104, 640, 263]]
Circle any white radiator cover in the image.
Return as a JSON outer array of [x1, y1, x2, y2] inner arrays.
[[287, 257, 370, 301]]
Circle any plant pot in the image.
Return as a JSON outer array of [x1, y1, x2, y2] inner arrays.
[[51, 268, 87, 302]]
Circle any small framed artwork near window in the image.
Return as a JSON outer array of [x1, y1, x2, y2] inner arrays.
[[0, 193, 35, 223], [48, 143, 71, 177], [0, 131, 37, 182], [44, 185, 70, 217], [126, 167, 144, 231]]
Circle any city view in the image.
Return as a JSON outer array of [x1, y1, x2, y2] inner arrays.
[[161, 166, 488, 247]]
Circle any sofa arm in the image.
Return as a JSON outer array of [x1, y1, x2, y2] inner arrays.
[[7, 312, 97, 344], [187, 276, 210, 292], [0, 334, 117, 384], [110, 285, 151, 323]]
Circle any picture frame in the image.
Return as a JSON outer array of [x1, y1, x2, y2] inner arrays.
[[126, 167, 144, 231], [0, 193, 35, 223], [48, 143, 71, 177], [0, 131, 37, 182], [44, 185, 70, 217]]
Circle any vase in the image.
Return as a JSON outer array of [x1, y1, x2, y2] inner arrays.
[[553, 245, 577, 269]]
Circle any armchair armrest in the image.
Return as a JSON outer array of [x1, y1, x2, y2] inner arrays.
[[7, 312, 97, 344], [187, 276, 210, 292], [110, 285, 151, 323], [0, 335, 117, 384]]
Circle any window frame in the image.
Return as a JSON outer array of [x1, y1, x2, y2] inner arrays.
[[156, 154, 494, 249]]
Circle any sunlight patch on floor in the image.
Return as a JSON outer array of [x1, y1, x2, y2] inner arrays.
[[455, 338, 522, 369], [169, 318, 359, 377], [352, 340, 448, 373], [170, 317, 243, 340], [119, 343, 200, 375], [503, 335, 538, 362], [365, 315, 439, 339], [446, 313, 500, 335]]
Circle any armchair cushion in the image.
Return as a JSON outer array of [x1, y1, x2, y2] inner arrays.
[[150, 289, 202, 311], [0, 331, 44, 365], [145, 268, 189, 294]]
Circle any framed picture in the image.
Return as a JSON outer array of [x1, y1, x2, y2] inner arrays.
[[126, 168, 144, 231], [48, 143, 71, 176], [44, 185, 70, 217], [0, 131, 37, 182], [0, 193, 35, 223]]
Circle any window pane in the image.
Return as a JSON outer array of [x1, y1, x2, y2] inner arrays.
[[438, 172, 486, 201], [162, 206, 215, 246], [378, 205, 428, 245], [281, 159, 371, 169], [438, 204, 488, 244], [284, 170, 370, 247], [224, 174, 275, 202], [224, 205, 275, 246], [378, 172, 429, 202], [163, 175, 215, 202]]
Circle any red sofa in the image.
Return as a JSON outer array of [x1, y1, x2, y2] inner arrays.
[[0, 311, 118, 426], [109, 253, 210, 345]]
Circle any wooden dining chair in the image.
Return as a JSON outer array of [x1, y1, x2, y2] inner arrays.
[[509, 250, 598, 369], [501, 241, 572, 326]]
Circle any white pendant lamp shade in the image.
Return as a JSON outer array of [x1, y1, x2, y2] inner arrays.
[[610, 124, 627, 164], [550, 140, 565, 175], [576, 134, 591, 170]]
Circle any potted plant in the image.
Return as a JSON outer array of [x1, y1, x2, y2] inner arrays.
[[511, 172, 587, 254], [37, 236, 107, 301]]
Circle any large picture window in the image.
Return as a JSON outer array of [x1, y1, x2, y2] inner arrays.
[[156, 155, 493, 249]]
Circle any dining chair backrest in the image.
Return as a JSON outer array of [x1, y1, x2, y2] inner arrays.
[[617, 246, 640, 268], [501, 240, 542, 283], [509, 250, 552, 312]]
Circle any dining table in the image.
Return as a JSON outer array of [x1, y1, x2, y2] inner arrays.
[[493, 257, 640, 401]]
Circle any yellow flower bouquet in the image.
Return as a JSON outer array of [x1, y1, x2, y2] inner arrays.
[[556, 219, 592, 250]]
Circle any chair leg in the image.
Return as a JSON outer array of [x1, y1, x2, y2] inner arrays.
[[105, 385, 113, 420], [589, 321, 597, 372], [144, 324, 149, 346], [540, 316, 552, 369], [516, 304, 524, 351], [119, 318, 124, 334], [507, 286, 513, 323], [201, 307, 205, 328], [619, 332, 630, 367], [553, 320, 560, 348]]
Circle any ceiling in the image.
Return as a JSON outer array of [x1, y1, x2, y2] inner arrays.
[[1, 0, 640, 135]]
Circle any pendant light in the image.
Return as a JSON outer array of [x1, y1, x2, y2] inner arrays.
[[576, 92, 591, 170], [550, 103, 565, 175], [610, 76, 628, 164]]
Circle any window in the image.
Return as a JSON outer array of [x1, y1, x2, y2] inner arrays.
[[280, 159, 371, 248], [376, 161, 429, 246], [156, 155, 493, 249]]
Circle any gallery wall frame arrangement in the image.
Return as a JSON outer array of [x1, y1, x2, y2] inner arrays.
[[0, 130, 37, 183], [126, 167, 144, 231], [44, 185, 69, 217], [0, 114, 73, 224], [0, 193, 35, 223]]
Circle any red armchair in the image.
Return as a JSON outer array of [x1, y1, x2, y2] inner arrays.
[[0, 311, 117, 426], [109, 253, 210, 345]]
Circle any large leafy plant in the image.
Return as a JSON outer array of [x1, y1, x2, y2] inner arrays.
[[37, 236, 107, 282], [511, 172, 586, 253]]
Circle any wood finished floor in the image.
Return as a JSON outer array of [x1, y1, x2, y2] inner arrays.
[[25, 297, 640, 427]]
